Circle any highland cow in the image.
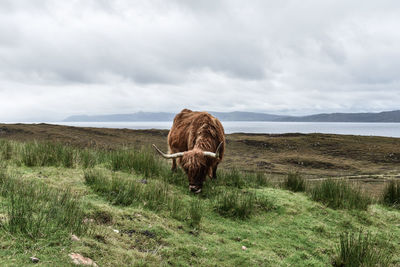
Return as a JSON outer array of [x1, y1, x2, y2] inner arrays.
[[153, 109, 225, 193]]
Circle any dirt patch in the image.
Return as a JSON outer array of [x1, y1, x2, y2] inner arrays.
[[0, 126, 30, 136], [256, 161, 274, 169], [240, 139, 276, 149], [92, 210, 113, 225], [232, 133, 306, 138], [374, 153, 400, 163], [282, 158, 352, 170], [120, 229, 156, 239]]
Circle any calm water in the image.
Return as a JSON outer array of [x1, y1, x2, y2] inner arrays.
[[51, 121, 400, 138]]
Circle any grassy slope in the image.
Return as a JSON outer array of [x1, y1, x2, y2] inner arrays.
[[1, 163, 399, 266]]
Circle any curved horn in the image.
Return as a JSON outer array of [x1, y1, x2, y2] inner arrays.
[[152, 144, 184, 159], [203, 141, 223, 159]]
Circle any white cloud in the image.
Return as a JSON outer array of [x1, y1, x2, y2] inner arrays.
[[1, 0, 400, 121]]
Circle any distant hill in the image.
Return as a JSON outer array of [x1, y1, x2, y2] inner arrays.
[[64, 112, 176, 122], [63, 110, 400, 122], [211, 111, 285, 121], [63, 111, 287, 122], [279, 110, 400, 122]]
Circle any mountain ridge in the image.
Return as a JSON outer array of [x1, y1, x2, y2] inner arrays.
[[63, 110, 400, 123]]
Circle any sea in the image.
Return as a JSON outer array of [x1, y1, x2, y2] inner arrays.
[[49, 121, 400, 138]]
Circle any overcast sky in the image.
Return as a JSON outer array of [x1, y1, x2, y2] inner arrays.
[[1, 0, 399, 121]]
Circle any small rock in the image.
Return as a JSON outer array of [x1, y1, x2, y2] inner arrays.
[[69, 253, 98, 266], [30, 256, 39, 263], [242, 246, 247, 251], [71, 234, 80, 242], [83, 218, 94, 224], [113, 229, 120, 233]]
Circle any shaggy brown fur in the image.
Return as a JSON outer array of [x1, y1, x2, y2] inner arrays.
[[167, 109, 225, 192]]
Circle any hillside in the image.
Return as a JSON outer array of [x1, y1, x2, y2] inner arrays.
[[0, 139, 399, 266], [63, 111, 286, 122], [63, 110, 400, 122], [280, 110, 400, 122]]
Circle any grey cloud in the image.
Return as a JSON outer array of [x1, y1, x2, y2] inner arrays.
[[0, 0, 400, 121]]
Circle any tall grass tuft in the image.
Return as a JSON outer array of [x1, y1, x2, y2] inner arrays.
[[108, 148, 166, 178], [253, 172, 271, 188], [382, 180, 400, 208], [84, 169, 112, 195], [19, 141, 75, 168], [0, 171, 87, 239], [0, 140, 13, 160], [168, 197, 186, 220], [310, 179, 371, 210], [284, 172, 306, 192], [333, 230, 392, 267], [214, 169, 272, 189], [217, 169, 245, 188], [84, 169, 171, 211], [78, 148, 98, 169], [214, 191, 256, 219], [188, 198, 203, 229]]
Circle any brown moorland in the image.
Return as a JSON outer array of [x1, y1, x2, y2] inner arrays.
[[1, 123, 399, 196]]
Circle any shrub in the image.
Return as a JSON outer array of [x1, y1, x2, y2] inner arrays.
[[382, 180, 400, 208], [333, 230, 392, 267], [284, 172, 306, 192], [310, 179, 371, 210]]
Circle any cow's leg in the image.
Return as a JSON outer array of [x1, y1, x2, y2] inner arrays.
[[171, 159, 177, 172], [212, 163, 219, 179]]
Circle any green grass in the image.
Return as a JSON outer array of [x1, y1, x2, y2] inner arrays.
[[188, 197, 203, 229], [310, 179, 371, 210], [333, 230, 392, 267], [0, 139, 399, 266], [284, 172, 306, 192], [108, 148, 168, 178], [18, 141, 75, 168], [213, 190, 274, 219], [0, 139, 12, 160], [0, 170, 87, 239], [382, 179, 400, 208], [84, 168, 172, 211]]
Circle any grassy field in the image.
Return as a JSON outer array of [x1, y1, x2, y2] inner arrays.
[[0, 136, 400, 266]]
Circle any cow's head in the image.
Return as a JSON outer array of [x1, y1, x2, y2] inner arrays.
[[152, 143, 223, 193]]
